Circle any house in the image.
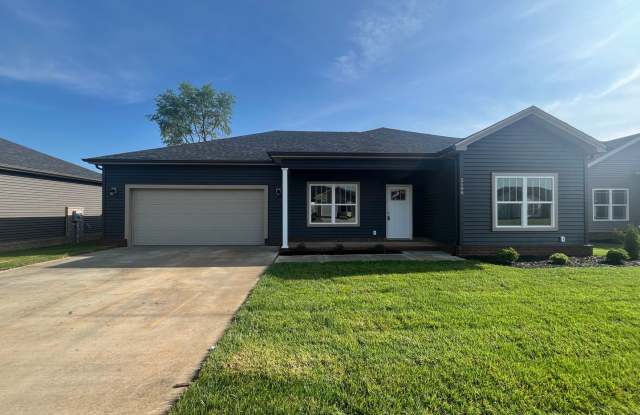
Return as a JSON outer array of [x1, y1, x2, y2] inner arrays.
[[85, 106, 607, 256], [587, 133, 640, 241], [0, 138, 102, 251]]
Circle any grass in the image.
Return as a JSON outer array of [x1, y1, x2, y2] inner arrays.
[[172, 261, 640, 415], [0, 241, 114, 271], [593, 243, 623, 257]]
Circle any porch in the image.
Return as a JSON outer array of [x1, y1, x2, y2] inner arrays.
[[277, 158, 458, 250]]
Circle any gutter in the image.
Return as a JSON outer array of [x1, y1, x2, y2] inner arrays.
[[0, 164, 101, 184]]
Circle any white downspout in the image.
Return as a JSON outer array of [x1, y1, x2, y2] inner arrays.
[[281, 167, 289, 249]]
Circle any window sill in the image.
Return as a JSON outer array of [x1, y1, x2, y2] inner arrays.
[[493, 226, 558, 232], [307, 223, 360, 228]]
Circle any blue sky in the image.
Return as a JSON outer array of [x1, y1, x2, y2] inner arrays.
[[1, 0, 639, 170]]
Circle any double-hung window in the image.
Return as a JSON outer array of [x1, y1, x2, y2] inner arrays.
[[308, 183, 358, 225], [493, 174, 557, 230], [593, 189, 629, 221]]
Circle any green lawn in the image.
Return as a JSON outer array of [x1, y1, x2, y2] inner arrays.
[[172, 261, 640, 415], [593, 243, 623, 257], [0, 241, 114, 271]]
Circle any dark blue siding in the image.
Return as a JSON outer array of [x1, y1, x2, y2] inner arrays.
[[102, 162, 459, 245], [288, 166, 456, 243], [288, 170, 417, 240], [588, 142, 640, 235], [422, 159, 458, 244], [461, 115, 589, 246], [101, 164, 282, 244]]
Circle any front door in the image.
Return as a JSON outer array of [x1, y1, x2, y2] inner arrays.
[[386, 185, 413, 239]]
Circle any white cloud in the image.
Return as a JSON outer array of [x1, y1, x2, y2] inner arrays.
[[0, 56, 145, 103], [518, 0, 555, 18], [544, 64, 640, 139], [0, 0, 68, 28], [329, 0, 426, 81]]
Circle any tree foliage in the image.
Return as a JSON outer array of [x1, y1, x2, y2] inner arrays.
[[148, 82, 235, 146]]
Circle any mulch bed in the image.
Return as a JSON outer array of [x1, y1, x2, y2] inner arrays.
[[513, 256, 640, 268]]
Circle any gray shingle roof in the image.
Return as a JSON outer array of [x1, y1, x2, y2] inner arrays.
[[84, 128, 461, 163], [0, 137, 101, 182], [604, 133, 640, 150]]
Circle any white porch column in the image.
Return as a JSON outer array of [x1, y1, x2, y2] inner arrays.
[[281, 167, 289, 249]]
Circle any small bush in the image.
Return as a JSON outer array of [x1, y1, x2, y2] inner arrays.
[[549, 253, 570, 265], [606, 248, 630, 265], [623, 225, 640, 260], [296, 242, 307, 251], [335, 243, 345, 251], [496, 247, 519, 264], [612, 229, 626, 244]]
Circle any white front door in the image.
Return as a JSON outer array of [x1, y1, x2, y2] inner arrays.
[[386, 185, 413, 239]]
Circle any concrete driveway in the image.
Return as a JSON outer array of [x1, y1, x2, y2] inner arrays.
[[0, 246, 277, 414]]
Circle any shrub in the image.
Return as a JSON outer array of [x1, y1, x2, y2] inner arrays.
[[296, 242, 307, 251], [549, 253, 570, 265], [335, 243, 345, 252], [496, 247, 519, 264], [606, 248, 630, 265], [623, 225, 640, 260], [612, 228, 626, 244]]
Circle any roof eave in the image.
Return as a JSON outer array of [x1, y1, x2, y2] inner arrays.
[[588, 134, 640, 167], [83, 158, 275, 166], [267, 151, 446, 160], [0, 163, 101, 184]]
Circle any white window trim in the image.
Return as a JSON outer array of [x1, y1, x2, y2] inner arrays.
[[492, 173, 558, 232], [307, 182, 360, 227], [592, 188, 629, 222]]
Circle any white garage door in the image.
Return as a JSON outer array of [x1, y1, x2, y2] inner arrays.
[[131, 188, 265, 245]]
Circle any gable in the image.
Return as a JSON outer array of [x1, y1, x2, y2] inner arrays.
[[454, 106, 606, 154]]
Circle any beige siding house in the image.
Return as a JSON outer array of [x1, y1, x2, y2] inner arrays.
[[0, 138, 102, 251]]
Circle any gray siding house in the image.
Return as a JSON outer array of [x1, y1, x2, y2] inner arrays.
[[0, 138, 102, 250], [587, 134, 640, 240], [86, 106, 607, 256]]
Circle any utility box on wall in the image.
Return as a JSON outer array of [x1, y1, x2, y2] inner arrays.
[[65, 207, 84, 243]]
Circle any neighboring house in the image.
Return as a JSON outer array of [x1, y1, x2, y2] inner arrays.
[[85, 106, 607, 256], [587, 133, 640, 241], [0, 138, 102, 250]]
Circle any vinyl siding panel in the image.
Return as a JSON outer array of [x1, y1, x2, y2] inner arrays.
[[0, 171, 102, 242], [588, 141, 640, 233], [421, 160, 457, 244], [461, 115, 588, 246], [288, 170, 419, 240], [102, 163, 458, 246], [288, 166, 456, 243], [101, 164, 282, 244]]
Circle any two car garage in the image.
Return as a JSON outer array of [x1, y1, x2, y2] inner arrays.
[[127, 186, 268, 246]]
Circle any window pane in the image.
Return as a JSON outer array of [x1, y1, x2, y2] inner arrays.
[[310, 205, 332, 223], [528, 177, 553, 202], [335, 205, 357, 223], [613, 206, 627, 220], [595, 205, 609, 220], [497, 177, 523, 202], [391, 190, 406, 201], [310, 185, 332, 204], [527, 203, 552, 226], [498, 203, 522, 226], [335, 184, 357, 204], [612, 190, 627, 205], [594, 190, 609, 205]]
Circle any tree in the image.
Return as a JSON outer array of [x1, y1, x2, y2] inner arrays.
[[148, 82, 235, 146]]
